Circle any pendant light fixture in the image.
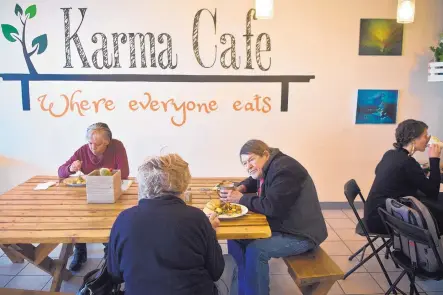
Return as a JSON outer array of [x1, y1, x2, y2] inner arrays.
[[255, 0, 274, 19], [397, 0, 415, 24]]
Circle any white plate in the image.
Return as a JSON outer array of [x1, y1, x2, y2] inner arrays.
[[63, 176, 86, 187], [63, 178, 134, 190], [203, 204, 249, 219]]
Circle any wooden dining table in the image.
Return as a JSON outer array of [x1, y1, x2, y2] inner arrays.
[[0, 176, 271, 292]]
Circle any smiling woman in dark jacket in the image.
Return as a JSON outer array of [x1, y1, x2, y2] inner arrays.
[[220, 139, 328, 295]]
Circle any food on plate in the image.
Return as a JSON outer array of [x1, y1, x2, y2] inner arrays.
[[100, 168, 112, 176], [65, 175, 86, 185], [74, 175, 86, 184], [205, 199, 242, 216], [205, 199, 222, 212]]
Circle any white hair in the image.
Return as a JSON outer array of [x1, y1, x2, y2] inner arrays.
[[86, 122, 112, 142], [137, 153, 191, 200]]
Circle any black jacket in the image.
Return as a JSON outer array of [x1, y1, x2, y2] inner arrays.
[[365, 148, 440, 233], [239, 148, 328, 245], [107, 195, 224, 295]]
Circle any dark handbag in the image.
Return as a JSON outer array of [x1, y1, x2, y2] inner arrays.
[[76, 260, 124, 295]]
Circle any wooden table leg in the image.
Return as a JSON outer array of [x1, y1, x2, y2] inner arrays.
[[0, 245, 24, 263], [15, 243, 56, 275], [0, 243, 74, 292], [50, 243, 73, 292], [35, 243, 59, 264], [300, 280, 335, 295]]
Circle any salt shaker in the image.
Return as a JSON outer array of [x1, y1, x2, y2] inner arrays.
[[184, 188, 192, 204]]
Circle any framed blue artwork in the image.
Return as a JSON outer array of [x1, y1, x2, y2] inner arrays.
[[355, 89, 398, 124]]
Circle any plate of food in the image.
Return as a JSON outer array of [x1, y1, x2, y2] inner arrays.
[[63, 175, 86, 187], [203, 199, 248, 219]]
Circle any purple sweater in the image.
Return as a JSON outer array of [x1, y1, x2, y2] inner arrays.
[[58, 139, 130, 179]]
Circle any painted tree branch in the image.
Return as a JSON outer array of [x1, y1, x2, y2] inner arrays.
[[21, 18, 37, 74], [1, 4, 45, 75]]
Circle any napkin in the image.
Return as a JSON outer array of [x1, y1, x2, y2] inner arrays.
[[34, 181, 57, 190], [121, 180, 134, 192]]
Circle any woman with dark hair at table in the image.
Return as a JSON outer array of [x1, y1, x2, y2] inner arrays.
[[365, 119, 442, 234], [58, 122, 130, 271], [219, 139, 327, 295]]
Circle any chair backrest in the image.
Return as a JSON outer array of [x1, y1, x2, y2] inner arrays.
[[344, 179, 373, 237], [379, 203, 443, 273], [344, 179, 366, 206]]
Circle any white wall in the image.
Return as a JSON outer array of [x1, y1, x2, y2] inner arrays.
[[1, 0, 443, 200]]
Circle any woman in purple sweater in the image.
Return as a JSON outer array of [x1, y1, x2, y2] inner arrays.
[[58, 122, 129, 179], [58, 122, 130, 272]]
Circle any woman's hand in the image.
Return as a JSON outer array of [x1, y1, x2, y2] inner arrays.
[[208, 212, 220, 230], [69, 160, 82, 173], [219, 188, 243, 204], [429, 144, 442, 158]]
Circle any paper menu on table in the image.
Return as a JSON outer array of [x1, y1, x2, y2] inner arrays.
[[34, 181, 57, 190]]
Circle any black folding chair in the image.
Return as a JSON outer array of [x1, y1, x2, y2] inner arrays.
[[378, 208, 443, 295], [343, 179, 397, 284]]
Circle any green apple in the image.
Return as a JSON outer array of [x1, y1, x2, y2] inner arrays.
[[99, 168, 112, 176]]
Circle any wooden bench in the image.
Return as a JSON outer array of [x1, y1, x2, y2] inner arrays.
[[283, 246, 344, 295], [0, 289, 73, 295]]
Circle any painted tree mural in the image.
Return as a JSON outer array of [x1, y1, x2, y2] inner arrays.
[[1, 4, 47, 74]]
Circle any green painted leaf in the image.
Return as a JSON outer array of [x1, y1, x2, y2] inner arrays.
[[32, 34, 47, 54], [14, 4, 23, 16], [1, 24, 19, 42], [25, 4, 36, 19]]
